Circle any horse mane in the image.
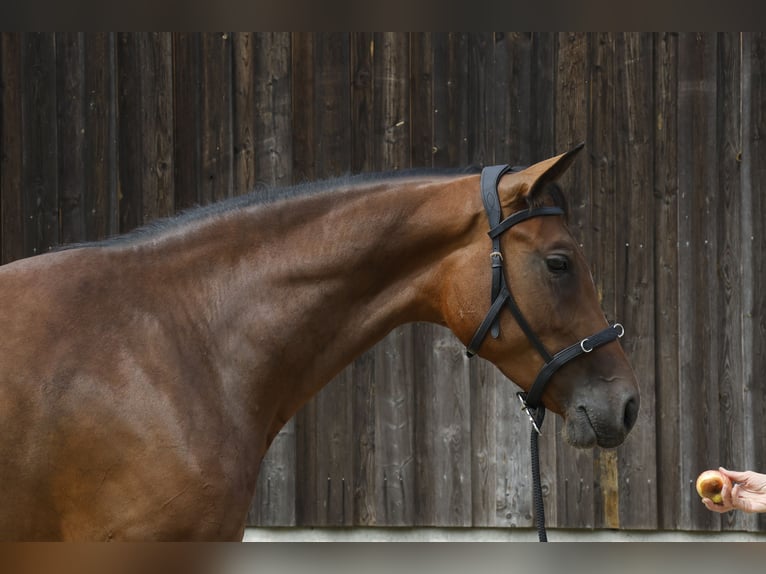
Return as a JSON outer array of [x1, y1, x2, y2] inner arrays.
[[56, 166, 483, 250]]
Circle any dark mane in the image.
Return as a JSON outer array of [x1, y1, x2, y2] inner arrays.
[[57, 166, 481, 250]]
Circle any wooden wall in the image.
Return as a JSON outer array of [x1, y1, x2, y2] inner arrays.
[[1, 32, 764, 532]]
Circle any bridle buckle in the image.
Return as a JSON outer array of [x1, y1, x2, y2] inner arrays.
[[517, 392, 543, 435]]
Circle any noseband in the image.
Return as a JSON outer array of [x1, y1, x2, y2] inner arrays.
[[465, 165, 625, 541]]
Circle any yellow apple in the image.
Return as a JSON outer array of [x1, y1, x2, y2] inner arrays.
[[696, 470, 729, 504]]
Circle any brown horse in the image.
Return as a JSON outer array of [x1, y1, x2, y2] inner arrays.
[[0, 145, 639, 540]]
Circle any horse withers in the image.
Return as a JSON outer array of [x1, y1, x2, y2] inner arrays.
[[0, 144, 638, 540]]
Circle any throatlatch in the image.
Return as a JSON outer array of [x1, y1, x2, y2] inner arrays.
[[465, 164, 625, 541]]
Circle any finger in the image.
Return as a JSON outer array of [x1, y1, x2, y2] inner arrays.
[[719, 467, 748, 482], [702, 497, 730, 513]]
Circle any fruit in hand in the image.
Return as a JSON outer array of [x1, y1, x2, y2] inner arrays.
[[696, 470, 728, 504]]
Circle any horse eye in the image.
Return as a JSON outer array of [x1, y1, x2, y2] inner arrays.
[[546, 255, 569, 274]]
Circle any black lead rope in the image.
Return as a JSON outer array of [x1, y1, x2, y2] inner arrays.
[[529, 406, 547, 542], [466, 164, 626, 542]]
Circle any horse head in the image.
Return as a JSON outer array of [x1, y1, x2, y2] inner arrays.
[[441, 145, 640, 449]]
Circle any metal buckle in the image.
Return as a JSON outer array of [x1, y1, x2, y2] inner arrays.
[[612, 322, 625, 337], [517, 392, 542, 435]]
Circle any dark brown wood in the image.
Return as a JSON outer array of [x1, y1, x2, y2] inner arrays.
[[588, 32, 618, 530], [172, 33, 201, 211], [246, 31, 296, 528], [371, 32, 416, 527], [654, 31, 682, 532], [1, 33, 25, 264], [677, 32, 720, 532], [744, 32, 766, 533], [199, 33, 232, 205], [55, 33, 86, 245], [614, 32, 658, 530], [292, 33, 354, 527], [82, 33, 118, 242], [553, 32, 595, 529], [22, 32, 59, 255]]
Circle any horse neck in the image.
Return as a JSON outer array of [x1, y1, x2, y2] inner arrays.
[[156, 175, 482, 437]]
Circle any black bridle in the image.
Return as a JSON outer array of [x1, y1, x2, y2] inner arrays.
[[465, 164, 625, 541]]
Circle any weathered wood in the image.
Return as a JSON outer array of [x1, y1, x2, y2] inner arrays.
[[171, 33, 201, 211], [492, 32, 532, 164], [82, 33, 118, 242], [253, 33, 292, 190], [654, 31, 682, 531], [371, 32, 416, 526], [292, 33, 354, 526], [22, 32, 58, 255], [587, 32, 618, 530], [246, 32, 296, 528], [55, 32, 86, 245], [553, 32, 594, 529], [614, 32, 658, 530], [743, 32, 766, 533], [1, 33, 25, 264], [199, 33, 232, 205], [676, 32, 721, 532]]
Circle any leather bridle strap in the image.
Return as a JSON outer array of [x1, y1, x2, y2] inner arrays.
[[466, 165, 564, 359]]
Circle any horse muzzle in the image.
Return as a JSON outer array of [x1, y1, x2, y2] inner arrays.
[[563, 383, 639, 449]]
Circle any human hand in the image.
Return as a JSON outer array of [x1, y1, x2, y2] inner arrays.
[[702, 467, 766, 514]]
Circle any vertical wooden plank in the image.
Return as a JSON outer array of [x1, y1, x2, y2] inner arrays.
[[247, 31, 296, 528], [412, 30, 472, 526], [464, 33, 492, 167], [483, 32, 537, 530], [55, 32, 86, 246], [714, 32, 749, 533], [313, 33, 353, 527], [553, 31, 594, 529], [291, 33, 317, 527], [116, 33, 174, 229], [1, 33, 25, 264], [492, 32, 532, 164], [529, 33, 556, 161], [83, 33, 118, 241], [22, 32, 58, 255], [142, 33, 174, 223], [351, 32, 374, 175], [231, 33, 256, 196], [676, 32, 720, 531], [370, 32, 416, 527], [409, 33, 432, 169], [253, 33, 292, 190], [614, 32, 658, 530], [527, 32, 559, 529], [199, 32, 232, 205], [348, 31, 377, 526], [292, 33, 354, 527], [743, 32, 766, 533], [587, 32, 618, 530], [432, 33, 468, 168], [116, 33, 143, 233], [172, 32, 201, 211], [654, 31, 682, 531]]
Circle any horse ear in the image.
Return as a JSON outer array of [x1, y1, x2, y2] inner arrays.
[[517, 141, 585, 200]]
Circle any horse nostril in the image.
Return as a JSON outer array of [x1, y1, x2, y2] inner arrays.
[[623, 396, 639, 432]]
